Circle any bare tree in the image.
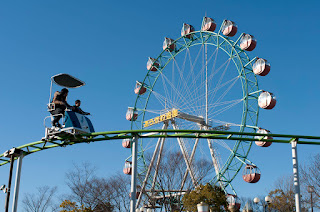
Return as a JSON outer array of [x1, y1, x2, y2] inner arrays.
[[300, 153, 320, 209], [65, 162, 128, 211], [268, 175, 308, 212], [22, 186, 58, 212], [139, 151, 214, 211], [108, 173, 131, 211], [65, 162, 96, 207]]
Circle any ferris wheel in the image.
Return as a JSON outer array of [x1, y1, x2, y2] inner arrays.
[[124, 17, 276, 210]]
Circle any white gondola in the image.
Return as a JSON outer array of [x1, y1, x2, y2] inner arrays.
[[126, 107, 138, 121], [147, 57, 159, 72], [255, 128, 273, 147], [253, 58, 271, 76], [240, 34, 257, 51], [181, 23, 195, 39], [123, 161, 132, 175], [258, 91, 276, 109], [222, 20, 237, 37], [134, 81, 147, 95], [122, 138, 131, 148], [163, 37, 175, 52], [201, 17, 216, 32]]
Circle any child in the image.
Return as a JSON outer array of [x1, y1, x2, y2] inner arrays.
[[71, 99, 90, 115]]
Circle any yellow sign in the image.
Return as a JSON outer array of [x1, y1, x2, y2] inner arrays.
[[144, 109, 178, 128]]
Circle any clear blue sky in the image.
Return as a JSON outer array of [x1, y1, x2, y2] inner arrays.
[[0, 0, 320, 211]]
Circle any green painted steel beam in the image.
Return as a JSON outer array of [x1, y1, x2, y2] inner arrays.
[[1, 129, 320, 167]]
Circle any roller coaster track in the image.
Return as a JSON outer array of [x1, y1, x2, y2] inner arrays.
[[1, 129, 320, 167]]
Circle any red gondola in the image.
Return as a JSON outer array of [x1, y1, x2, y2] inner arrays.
[[134, 81, 147, 95], [129, 186, 141, 199], [253, 58, 271, 76], [147, 57, 159, 72], [240, 34, 257, 51], [123, 161, 132, 175], [201, 17, 216, 32], [163, 37, 175, 52], [126, 107, 138, 121], [258, 91, 276, 109], [122, 138, 131, 148], [243, 165, 261, 183], [222, 20, 237, 37], [181, 23, 195, 39], [255, 128, 273, 147]]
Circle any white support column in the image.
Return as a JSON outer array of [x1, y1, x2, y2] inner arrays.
[[151, 135, 166, 191], [291, 138, 301, 212], [180, 136, 200, 190], [130, 136, 138, 212], [136, 123, 168, 208], [172, 122, 197, 186], [12, 155, 24, 212]]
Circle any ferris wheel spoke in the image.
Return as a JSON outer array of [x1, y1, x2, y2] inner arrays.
[[151, 91, 174, 111], [187, 46, 218, 90], [190, 57, 232, 99], [177, 99, 242, 118], [178, 77, 240, 112], [175, 59, 235, 114], [210, 99, 243, 119], [209, 77, 240, 115], [172, 58, 197, 108], [160, 73, 174, 109], [160, 72, 195, 111], [169, 46, 201, 107], [209, 58, 232, 105], [171, 49, 189, 104], [209, 118, 241, 128]]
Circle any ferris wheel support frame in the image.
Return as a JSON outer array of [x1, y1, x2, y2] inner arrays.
[[1, 130, 320, 212]]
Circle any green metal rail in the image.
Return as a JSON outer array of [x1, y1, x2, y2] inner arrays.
[[1, 129, 320, 167]]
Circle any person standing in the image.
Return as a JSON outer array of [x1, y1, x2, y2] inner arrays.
[[50, 88, 70, 128]]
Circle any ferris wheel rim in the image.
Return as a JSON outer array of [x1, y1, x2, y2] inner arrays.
[[130, 29, 260, 197]]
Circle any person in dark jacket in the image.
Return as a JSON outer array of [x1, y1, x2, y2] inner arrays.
[[71, 100, 90, 115], [50, 88, 70, 128]]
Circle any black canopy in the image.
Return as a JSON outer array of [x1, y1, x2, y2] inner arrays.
[[52, 73, 85, 88]]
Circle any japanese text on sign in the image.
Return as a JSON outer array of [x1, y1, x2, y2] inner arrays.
[[143, 109, 178, 128]]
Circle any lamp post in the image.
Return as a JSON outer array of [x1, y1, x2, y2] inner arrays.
[[307, 185, 315, 212], [254, 196, 272, 212]]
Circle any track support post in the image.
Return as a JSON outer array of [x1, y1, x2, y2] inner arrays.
[[12, 154, 24, 212], [5, 155, 15, 212], [291, 138, 301, 212], [3, 148, 24, 212], [130, 135, 139, 212]]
